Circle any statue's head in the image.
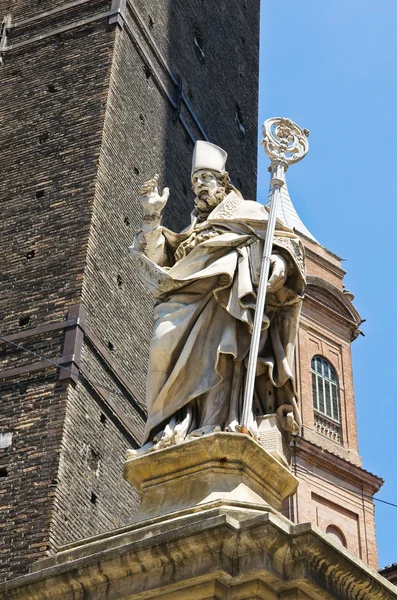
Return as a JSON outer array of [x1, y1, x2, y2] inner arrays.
[[191, 141, 230, 216]]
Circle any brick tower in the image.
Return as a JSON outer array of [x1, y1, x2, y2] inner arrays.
[[0, 0, 260, 581], [270, 181, 383, 569]]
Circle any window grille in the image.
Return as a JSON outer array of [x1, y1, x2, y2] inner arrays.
[[311, 356, 341, 441]]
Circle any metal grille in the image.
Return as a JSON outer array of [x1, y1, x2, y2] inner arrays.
[[311, 355, 340, 423]]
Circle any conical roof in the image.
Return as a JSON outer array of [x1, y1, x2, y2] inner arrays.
[[266, 177, 317, 242]]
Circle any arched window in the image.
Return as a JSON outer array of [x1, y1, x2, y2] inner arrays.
[[311, 356, 341, 442], [311, 356, 339, 421], [326, 525, 347, 547]]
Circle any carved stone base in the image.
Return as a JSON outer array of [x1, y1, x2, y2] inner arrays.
[[123, 432, 298, 522], [12, 500, 397, 600], [257, 414, 292, 466], [6, 434, 391, 599]]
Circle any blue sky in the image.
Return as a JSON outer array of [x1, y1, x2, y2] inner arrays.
[[258, 0, 397, 568]]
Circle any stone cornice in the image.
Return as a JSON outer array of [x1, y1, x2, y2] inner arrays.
[[1, 506, 395, 599]]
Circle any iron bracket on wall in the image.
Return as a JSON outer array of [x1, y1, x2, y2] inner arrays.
[[109, 0, 126, 28], [172, 75, 183, 123], [0, 303, 145, 445], [59, 304, 86, 384]]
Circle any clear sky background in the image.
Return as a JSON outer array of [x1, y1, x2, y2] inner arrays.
[[258, 0, 397, 568]]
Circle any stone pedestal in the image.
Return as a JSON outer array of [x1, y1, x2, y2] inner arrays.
[[2, 433, 396, 599], [123, 432, 298, 522]]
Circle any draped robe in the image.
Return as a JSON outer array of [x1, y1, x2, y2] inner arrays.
[[131, 192, 306, 443]]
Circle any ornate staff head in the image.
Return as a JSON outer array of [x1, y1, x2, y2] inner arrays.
[[261, 117, 309, 170]]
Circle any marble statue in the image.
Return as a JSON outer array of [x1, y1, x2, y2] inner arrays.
[[129, 141, 305, 456]]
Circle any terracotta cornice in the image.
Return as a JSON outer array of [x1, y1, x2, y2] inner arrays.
[[304, 245, 346, 279], [302, 277, 363, 341], [306, 276, 362, 323], [293, 436, 383, 494]]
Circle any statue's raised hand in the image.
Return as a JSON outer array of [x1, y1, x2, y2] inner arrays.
[[139, 174, 170, 218]]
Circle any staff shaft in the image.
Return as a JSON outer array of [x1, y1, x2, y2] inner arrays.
[[241, 163, 285, 430]]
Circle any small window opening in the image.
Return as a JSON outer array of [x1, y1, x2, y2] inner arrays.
[[90, 492, 98, 505], [19, 315, 30, 326], [26, 250, 35, 260], [100, 413, 107, 424], [143, 64, 152, 80], [19, 383, 28, 395], [139, 113, 145, 124], [47, 84, 57, 93], [36, 189, 45, 199], [51, 34, 63, 48], [148, 15, 154, 30], [108, 341, 114, 352], [117, 274, 123, 288], [124, 217, 130, 226], [0, 467, 8, 478], [134, 166, 140, 175], [38, 132, 49, 145], [87, 447, 99, 472]]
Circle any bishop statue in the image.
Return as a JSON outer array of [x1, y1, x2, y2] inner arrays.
[[129, 140, 306, 456]]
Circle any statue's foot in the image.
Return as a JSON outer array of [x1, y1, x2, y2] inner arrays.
[[225, 420, 241, 433], [187, 425, 221, 438], [226, 419, 259, 440], [125, 441, 155, 460]]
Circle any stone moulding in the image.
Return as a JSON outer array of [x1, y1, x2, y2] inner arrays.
[[123, 432, 299, 519], [1, 507, 396, 599]]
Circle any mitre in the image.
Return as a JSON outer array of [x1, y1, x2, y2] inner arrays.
[[191, 140, 227, 176]]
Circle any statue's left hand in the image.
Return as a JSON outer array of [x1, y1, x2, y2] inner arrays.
[[267, 254, 287, 293]]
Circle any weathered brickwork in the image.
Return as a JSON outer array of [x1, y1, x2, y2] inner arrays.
[[0, 372, 66, 582], [0, 0, 118, 580], [50, 381, 141, 549], [0, 0, 260, 582], [0, 6, 114, 333]]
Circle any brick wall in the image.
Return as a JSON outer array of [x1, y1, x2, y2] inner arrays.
[[0, 371, 65, 582], [0, 0, 116, 579], [0, 0, 260, 581]]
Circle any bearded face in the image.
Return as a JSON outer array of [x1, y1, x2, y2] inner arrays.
[[192, 169, 227, 216]]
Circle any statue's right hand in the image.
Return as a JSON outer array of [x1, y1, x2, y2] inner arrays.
[[139, 174, 170, 217]]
